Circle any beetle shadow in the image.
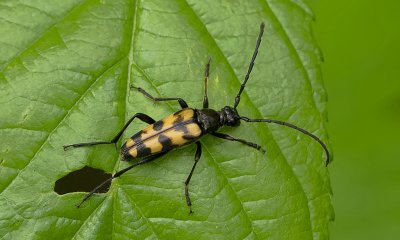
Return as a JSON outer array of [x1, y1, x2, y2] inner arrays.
[[54, 166, 112, 195]]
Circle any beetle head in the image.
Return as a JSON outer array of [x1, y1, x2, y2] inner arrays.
[[220, 106, 240, 127]]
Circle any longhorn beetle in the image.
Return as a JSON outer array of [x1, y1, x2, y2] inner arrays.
[[64, 23, 330, 213]]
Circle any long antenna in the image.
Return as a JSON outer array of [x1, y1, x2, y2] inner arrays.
[[234, 22, 265, 109], [240, 116, 330, 166]]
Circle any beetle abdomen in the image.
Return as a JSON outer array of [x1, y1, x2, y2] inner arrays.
[[121, 108, 202, 160]]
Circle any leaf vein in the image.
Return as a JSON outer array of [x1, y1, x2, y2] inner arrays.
[[0, 0, 87, 72], [181, 1, 318, 238], [259, 0, 322, 237], [0, 58, 125, 195], [121, 188, 160, 239]]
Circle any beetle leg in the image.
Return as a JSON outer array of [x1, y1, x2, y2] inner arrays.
[[63, 113, 156, 150], [184, 141, 202, 214], [76, 152, 166, 208], [203, 58, 211, 108], [130, 85, 189, 109], [211, 132, 266, 153]]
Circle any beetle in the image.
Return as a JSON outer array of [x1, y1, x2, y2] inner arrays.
[[64, 23, 330, 213]]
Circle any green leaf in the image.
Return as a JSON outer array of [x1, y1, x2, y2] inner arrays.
[[0, 0, 332, 239]]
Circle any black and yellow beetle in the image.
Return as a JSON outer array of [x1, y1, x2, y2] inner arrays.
[[64, 23, 330, 213]]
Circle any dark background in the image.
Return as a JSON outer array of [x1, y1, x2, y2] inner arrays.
[[304, 0, 400, 239]]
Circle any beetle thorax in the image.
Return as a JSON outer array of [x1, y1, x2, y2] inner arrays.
[[196, 108, 222, 133]]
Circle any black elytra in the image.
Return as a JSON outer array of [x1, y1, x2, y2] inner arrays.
[[64, 23, 330, 214]]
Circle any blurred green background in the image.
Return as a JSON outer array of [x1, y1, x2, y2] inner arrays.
[[304, 0, 400, 239]]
